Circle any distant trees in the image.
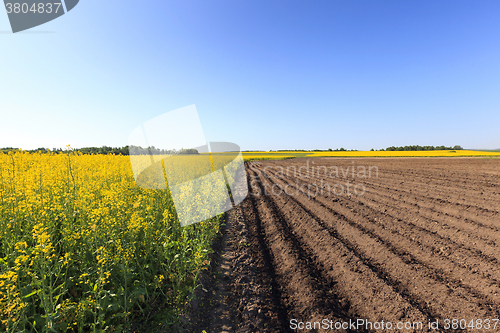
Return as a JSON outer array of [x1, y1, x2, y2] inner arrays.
[[177, 148, 199, 155], [0, 147, 18, 154], [1, 144, 464, 155], [383, 145, 463, 151], [0, 145, 195, 155], [332, 148, 358, 151], [123, 146, 199, 155], [79, 146, 132, 155], [128, 145, 177, 155], [277, 149, 307, 152]]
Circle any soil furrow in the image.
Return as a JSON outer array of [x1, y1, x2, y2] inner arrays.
[[258, 165, 495, 322]]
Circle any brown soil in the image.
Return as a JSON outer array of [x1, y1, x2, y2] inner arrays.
[[188, 158, 500, 332]]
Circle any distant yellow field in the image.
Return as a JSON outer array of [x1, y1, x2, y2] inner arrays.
[[242, 154, 297, 161], [242, 150, 500, 160], [305, 150, 500, 157]]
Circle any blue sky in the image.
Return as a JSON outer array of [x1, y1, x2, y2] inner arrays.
[[1, 0, 499, 151]]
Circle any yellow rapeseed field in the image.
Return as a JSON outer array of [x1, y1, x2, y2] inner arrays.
[[0, 150, 221, 332], [241, 150, 500, 160], [305, 150, 500, 157]]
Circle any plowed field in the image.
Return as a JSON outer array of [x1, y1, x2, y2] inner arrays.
[[223, 158, 500, 332]]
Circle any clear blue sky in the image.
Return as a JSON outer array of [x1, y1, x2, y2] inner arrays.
[[1, 0, 499, 151]]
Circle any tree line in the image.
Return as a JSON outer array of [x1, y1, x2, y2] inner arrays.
[[0, 146, 200, 155], [275, 145, 463, 152], [1, 145, 463, 155], [379, 145, 463, 151]]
